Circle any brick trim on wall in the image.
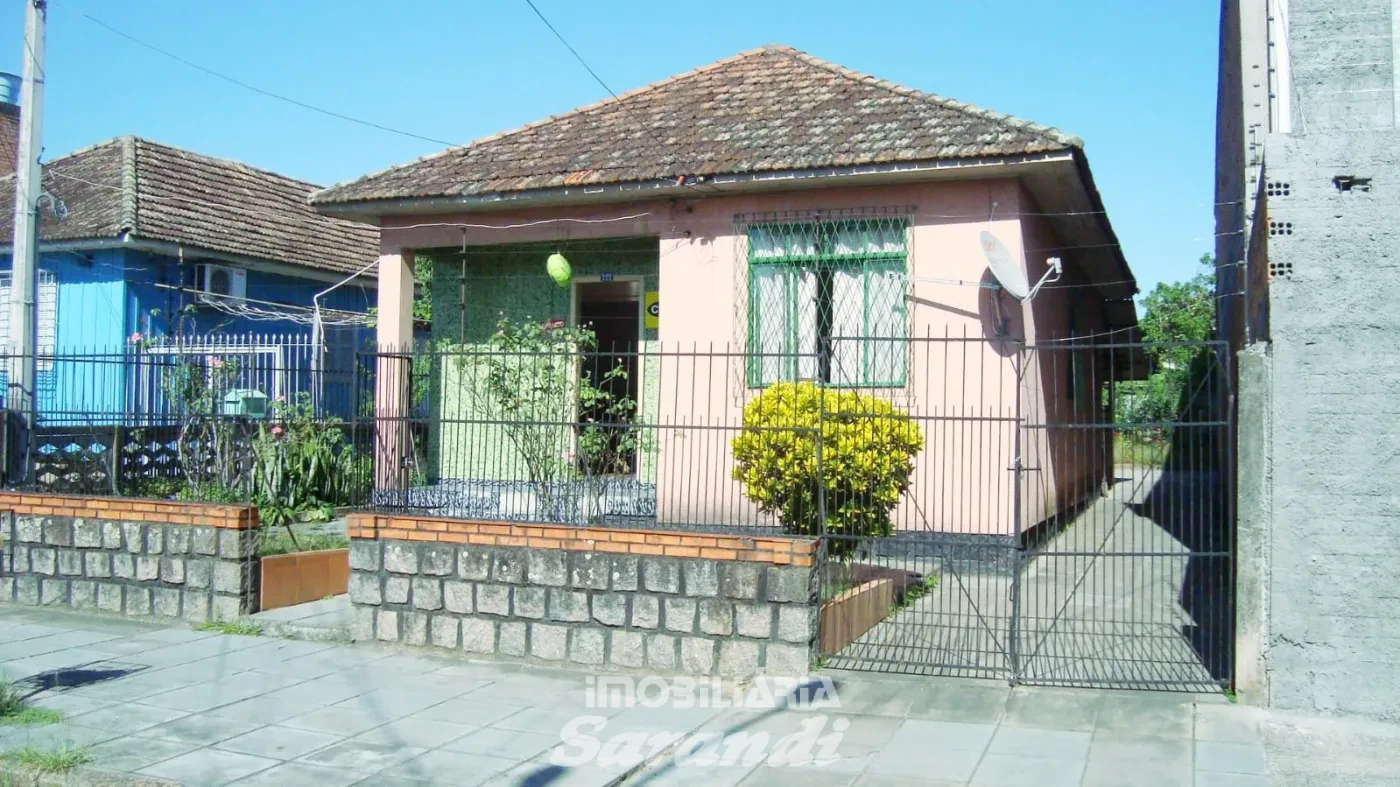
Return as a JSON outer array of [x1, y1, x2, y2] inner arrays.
[[348, 514, 816, 568], [0, 492, 257, 530]]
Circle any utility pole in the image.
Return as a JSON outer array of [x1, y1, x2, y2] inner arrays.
[[9, 0, 46, 482]]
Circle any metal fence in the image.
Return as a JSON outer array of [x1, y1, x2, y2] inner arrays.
[[0, 334, 363, 495], [1, 334, 1235, 691], [807, 339, 1234, 691], [359, 342, 820, 531], [359, 336, 1233, 691]]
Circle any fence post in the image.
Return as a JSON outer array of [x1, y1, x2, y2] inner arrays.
[[25, 349, 38, 488], [1007, 344, 1025, 685], [350, 349, 362, 507], [814, 387, 828, 658], [374, 348, 412, 501], [816, 390, 826, 540]]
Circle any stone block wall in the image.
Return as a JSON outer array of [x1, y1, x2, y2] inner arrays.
[[347, 514, 819, 676], [1, 493, 260, 622]]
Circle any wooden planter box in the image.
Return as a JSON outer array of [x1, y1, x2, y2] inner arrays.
[[260, 548, 350, 612], [819, 577, 895, 654]]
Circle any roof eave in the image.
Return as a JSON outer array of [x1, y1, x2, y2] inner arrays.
[[311, 149, 1078, 222], [308, 148, 1135, 309], [118, 236, 378, 286], [0, 234, 376, 286], [1069, 147, 1136, 295]]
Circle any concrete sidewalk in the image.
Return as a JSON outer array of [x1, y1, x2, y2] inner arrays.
[[250, 595, 352, 641], [0, 604, 1321, 786]]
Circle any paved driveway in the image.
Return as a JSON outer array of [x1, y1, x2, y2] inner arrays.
[[829, 467, 1228, 692]]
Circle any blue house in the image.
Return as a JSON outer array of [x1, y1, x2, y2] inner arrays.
[[0, 134, 380, 423]]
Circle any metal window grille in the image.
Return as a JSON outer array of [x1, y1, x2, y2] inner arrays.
[[0, 269, 59, 371], [744, 216, 909, 388]]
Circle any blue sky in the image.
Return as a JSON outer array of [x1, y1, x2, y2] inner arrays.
[[4, 0, 1219, 297]]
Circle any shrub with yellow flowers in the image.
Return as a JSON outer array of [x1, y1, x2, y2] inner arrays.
[[731, 382, 923, 556]]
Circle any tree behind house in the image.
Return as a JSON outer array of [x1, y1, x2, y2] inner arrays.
[[1115, 254, 1217, 457]]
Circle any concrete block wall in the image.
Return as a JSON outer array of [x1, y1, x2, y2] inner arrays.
[[1238, 130, 1400, 721], [346, 514, 819, 676], [0, 493, 260, 621], [1288, 0, 1397, 132]]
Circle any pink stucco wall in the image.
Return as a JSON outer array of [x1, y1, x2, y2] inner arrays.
[[379, 177, 1108, 537], [1016, 187, 1113, 528]]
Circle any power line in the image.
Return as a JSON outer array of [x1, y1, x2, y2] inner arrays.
[[47, 167, 1247, 298], [23, 24, 44, 81], [46, 169, 1236, 282], [1034, 291, 1239, 344], [50, 167, 1246, 256], [63, 4, 456, 148], [521, 0, 627, 115], [520, 0, 718, 194], [50, 170, 658, 243], [47, 168, 1248, 226], [394, 214, 656, 232], [44, 152, 1237, 297], [48, 171, 326, 227], [53, 0, 1249, 226]]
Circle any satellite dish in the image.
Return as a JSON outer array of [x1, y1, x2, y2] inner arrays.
[[980, 231, 1062, 301], [980, 231, 1030, 299]]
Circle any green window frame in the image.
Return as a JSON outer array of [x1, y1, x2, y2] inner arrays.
[[745, 218, 908, 388]]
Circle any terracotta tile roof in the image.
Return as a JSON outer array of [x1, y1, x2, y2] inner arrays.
[[0, 137, 378, 275], [312, 45, 1081, 206]]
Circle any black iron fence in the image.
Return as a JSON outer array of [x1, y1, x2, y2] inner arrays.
[[359, 342, 824, 533], [0, 338, 365, 498]]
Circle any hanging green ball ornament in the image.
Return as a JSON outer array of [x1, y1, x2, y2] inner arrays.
[[546, 253, 572, 288]]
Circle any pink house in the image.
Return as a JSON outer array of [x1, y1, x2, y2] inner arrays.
[[312, 46, 1141, 548]]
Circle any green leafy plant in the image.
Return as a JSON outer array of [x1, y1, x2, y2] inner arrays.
[[731, 382, 923, 558], [249, 393, 366, 539], [1114, 253, 1216, 451], [896, 574, 939, 609], [165, 355, 247, 496], [259, 532, 349, 557], [3, 744, 92, 772], [131, 311, 251, 500], [576, 353, 643, 524], [451, 316, 642, 522], [1112, 432, 1168, 468], [175, 483, 246, 504], [0, 680, 26, 718], [195, 619, 264, 636], [118, 473, 187, 500], [0, 680, 59, 727], [820, 571, 861, 602], [0, 707, 62, 727]]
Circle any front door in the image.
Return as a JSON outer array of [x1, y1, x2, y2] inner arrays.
[[574, 280, 641, 475]]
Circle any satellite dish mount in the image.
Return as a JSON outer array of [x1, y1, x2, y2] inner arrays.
[[980, 230, 1063, 335]]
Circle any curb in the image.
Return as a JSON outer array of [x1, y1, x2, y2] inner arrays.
[[0, 765, 176, 787]]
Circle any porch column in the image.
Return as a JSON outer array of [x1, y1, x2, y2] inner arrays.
[[375, 249, 414, 493]]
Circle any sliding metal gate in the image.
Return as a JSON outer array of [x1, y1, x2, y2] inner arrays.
[[820, 338, 1234, 692]]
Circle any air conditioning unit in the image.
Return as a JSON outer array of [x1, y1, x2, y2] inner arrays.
[[195, 264, 247, 301]]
